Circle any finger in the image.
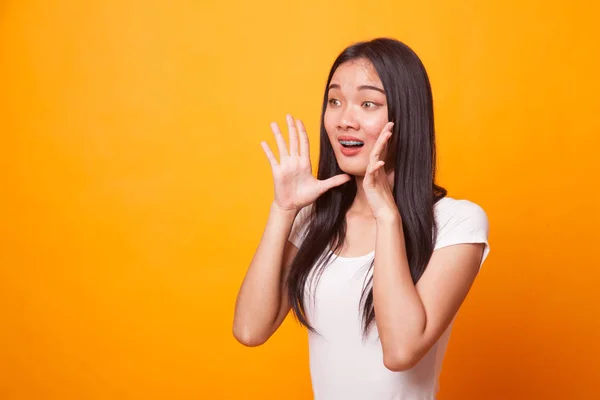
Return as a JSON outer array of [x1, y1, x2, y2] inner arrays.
[[286, 114, 299, 156], [366, 160, 384, 177], [261, 141, 278, 169], [297, 119, 311, 164], [380, 122, 394, 160], [383, 121, 394, 134], [380, 131, 392, 158], [364, 161, 384, 189], [320, 174, 351, 193], [375, 123, 394, 153], [371, 130, 392, 164], [371, 127, 390, 161], [270, 121, 289, 159], [363, 164, 375, 186]]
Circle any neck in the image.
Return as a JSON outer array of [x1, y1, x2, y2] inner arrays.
[[349, 168, 395, 216]]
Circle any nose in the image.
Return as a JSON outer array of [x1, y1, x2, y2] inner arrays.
[[338, 105, 359, 131]]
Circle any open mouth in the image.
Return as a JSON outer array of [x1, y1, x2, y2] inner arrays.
[[339, 140, 364, 148]]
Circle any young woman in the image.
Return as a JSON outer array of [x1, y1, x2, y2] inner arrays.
[[233, 37, 490, 400]]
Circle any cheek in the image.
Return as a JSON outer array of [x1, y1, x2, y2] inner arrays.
[[360, 109, 388, 137], [324, 112, 337, 142], [324, 109, 335, 130], [363, 120, 388, 146]]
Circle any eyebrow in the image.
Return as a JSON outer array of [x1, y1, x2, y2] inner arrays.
[[328, 83, 386, 94]]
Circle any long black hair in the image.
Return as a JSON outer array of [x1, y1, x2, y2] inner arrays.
[[287, 38, 447, 337]]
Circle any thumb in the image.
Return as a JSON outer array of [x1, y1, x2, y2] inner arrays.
[[319, 174, 352, 192]]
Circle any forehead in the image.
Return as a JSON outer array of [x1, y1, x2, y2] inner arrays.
[[330, 58, 382, 87]]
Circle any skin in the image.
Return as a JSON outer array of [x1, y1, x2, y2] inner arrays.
[[324, 58, 396, 218], [253, 59, 485, 371], [324, 60, 486, 372]]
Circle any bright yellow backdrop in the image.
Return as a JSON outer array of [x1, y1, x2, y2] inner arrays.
[[1, 0, 598, 399]]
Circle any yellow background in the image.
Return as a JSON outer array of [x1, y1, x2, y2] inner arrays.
[[1, 0, 599, 399]]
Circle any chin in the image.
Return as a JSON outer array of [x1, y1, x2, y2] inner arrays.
[[336, 160, 368, 177]]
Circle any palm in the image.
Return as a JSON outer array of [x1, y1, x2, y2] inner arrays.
[[272, 165, 323, 211], [261, 115, 351, 212]]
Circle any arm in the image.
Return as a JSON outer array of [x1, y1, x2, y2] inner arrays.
[[373, 212, 485, 371], [233, 114, 350, 347], [362, 122, 488, 371], [232, 202, 298, 347]]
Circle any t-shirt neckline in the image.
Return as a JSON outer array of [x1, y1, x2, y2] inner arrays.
[[329, 249, 375, 260]]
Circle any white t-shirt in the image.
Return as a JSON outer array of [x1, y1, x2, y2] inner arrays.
[[288, 196, 490, 400]]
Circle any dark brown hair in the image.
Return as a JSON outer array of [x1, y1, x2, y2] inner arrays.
[[287, 38, 447, 337]]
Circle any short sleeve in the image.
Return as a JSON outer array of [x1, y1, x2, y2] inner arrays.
[[434, 200, 490, 270], [288, 204, 313, 248]]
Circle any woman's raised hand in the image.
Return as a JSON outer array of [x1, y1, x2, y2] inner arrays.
[[261, 114, 351, 212]]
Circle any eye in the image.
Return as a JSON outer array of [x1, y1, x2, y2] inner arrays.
[[362, 101, 378, 109], [328, 98, 341, 107]]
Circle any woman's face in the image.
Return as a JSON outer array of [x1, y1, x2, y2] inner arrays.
[[324, 58, 390, 177]]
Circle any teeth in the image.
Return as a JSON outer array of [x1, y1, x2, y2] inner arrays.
[[340, 140, 364, 145]]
